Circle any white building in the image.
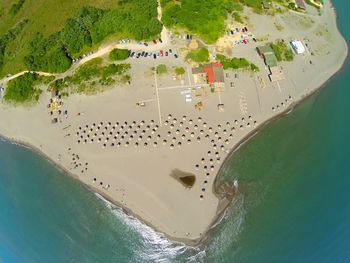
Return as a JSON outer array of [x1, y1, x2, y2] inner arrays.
[[290, 40, 306, 54]]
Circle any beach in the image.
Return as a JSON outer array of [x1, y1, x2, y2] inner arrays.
[[0, 0, 348, 245]]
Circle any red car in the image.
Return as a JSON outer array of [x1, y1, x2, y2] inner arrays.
[[160, 50, 164, 57], [243, 39, 247, 44]]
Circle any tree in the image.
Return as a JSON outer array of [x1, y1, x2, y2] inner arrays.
[[175, 67, 185, 75]]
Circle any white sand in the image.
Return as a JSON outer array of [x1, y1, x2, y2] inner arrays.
[[0, 0, 347, 245]]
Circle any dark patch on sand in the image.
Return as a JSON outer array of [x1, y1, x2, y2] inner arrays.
[[170, 169, 196, 188]]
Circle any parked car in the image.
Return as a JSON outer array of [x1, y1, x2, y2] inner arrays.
[[144, 42, 149, 47], [158, 38, 163, 43], [169, 49, 173, 53], [160, 50, 164, 57], [165, 51, 168, 56], [174, 54, 178, 59], [153, 54, 157, 59], [153, 39, 157, 44]]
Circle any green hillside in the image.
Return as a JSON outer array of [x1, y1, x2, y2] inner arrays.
[[0, 0, 161, 76]]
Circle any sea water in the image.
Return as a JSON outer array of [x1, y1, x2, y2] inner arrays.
[[0, 0, 349, 262]]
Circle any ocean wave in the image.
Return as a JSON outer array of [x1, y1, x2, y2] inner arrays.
[[94, 193, 203, 262], [94, 186, 246, 263]]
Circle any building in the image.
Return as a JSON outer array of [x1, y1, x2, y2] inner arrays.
[[192, 63, 224, 84], [295, 0, 306, 11], [256, 45, 278, 68], [257, 45, 285, 82], [290, 40, 305, 54]]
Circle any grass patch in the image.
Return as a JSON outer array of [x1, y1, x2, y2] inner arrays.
[[0, 19, 27, 69], [109, 48, 129, 61], [156, 64, 167, 75], [186, 48, 209, 63], [269, 40, 294, 61], [217, 54, 259, 72], [4, 72, 43, 103]]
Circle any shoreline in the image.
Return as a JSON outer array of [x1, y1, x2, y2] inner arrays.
[[0, 39, 347, 247], [0, 0, 348, 247]]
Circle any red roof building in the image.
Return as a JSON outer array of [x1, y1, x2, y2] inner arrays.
[[202, 63, 224, 84]]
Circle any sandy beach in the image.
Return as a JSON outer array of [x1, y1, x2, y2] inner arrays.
[[0, 0, 347, 245]]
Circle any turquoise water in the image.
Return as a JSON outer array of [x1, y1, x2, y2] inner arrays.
[[1, 1, 350, 262]]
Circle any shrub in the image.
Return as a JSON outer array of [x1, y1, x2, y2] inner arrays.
[[217, 54, 259, 71], [109, 48, 129, 61], [4, 72, 43, 103], [270, 40, 294, 62]]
